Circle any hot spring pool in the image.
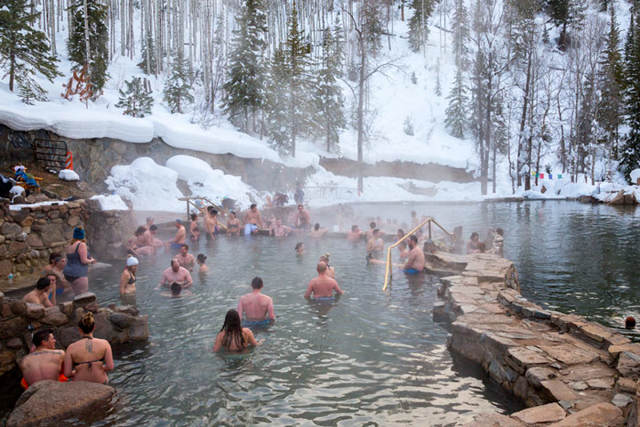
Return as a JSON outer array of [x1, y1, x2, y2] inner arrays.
[[77, 234, 520, 425]]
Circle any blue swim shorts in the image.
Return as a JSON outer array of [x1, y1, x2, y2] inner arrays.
[[312, 296, 336, 302], [170, 242, 182, 251], [243, 319, 273, 328], [404, 268, 420, 275]]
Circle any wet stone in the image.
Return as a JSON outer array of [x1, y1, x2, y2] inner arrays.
[[550, 402, 623, 427], [539, 344, 599, 365], [611, 393, 633, 408], [586, 377, 614, 390], [73, 292, 97, 308], [617, 351, 640, 379], [512, 402, 566, 424], [467, 413, 524, 427], [570, 381, 588, 391], [616, 377, 636, 394], [525, 366, 557, 388], [507, 346, 553, 374], [541, 379, 578, 402]]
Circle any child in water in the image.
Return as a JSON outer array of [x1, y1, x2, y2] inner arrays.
[[197, 254, 209, 273]]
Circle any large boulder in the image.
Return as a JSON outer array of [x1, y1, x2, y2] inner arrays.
[[7, 380, 116, 427]]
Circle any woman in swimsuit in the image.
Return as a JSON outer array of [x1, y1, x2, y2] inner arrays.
[[190, 213, 200, 241], [119, 256, 138, 295], [64, 312, 114, 383], [63, 228, 96, 295], [213, 310, 262, 352]]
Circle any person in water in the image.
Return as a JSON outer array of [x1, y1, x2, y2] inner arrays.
[[197, 254, 209, 273], [42, 253, 69, 295], [397, 241, 409, 260], [489, 228, 504, 257], [176, 244, 196, 272], [161, 282, 193, 298], [295, 204, 311, 230], [119, 256, 138, 295], [271, 218, 292, 237], [190, 213, 200, 241], [144, 224, 164, 251], [295, 242, 305, 256], [19, 328, 66, 389], [366, 229, 385, 261], [158, 259, 193, 289], [404, 235, 425, 275], [167, 219, 187, 251], [213, 309, 263, 352], [64, 312, 114, 384], [237, 277, 275, 326], [309, 223, 328, 238], [347, 225, 362, 242], [304, 262, 344, 299], [226, 211, 241, 236], [23, 277, 56, 307], [467, 232, 484, 254], [319, 253, 336, 278], [243, 204, 263, 234], [365, 222, 377, 241], [625, 316, 636, 329], [130, 226, 154, 257], [63, 227, 96, 295], [205, 207, 219, 240]]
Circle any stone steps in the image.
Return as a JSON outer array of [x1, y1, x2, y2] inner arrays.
[[429, 252, 639, 426]]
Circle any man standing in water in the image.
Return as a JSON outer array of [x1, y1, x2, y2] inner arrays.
[[237, 277, 275, 326], [205, 207, 219, 240], [167, 219, 186, 251], [176, 244, 196, 272], [158, 259, 193, 289], [19, 328, 65, 388], [304, 262, 344, 299], [404, 235, 425, 275], [295, 204, 311, 230]]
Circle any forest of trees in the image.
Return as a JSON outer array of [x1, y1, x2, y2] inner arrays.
[[2, 0, 640, 194]]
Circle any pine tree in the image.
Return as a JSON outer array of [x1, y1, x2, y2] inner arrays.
[[362, 1, 384, 55], [543, 0, 585, 50], [451, 0, 470, 68], [223, 0, 267, 133], [313, 26, 346, 153], [445, 67, 469, 138], [265, 48, 290, 152], [0, 0, 60, 97], [138, 32, 157, 76], [408, 0, 435, 53], [68, 0, 109, 98], [116, 77, 154, 118], [620, 7, 640, 182], [164, 50, 194, 114]]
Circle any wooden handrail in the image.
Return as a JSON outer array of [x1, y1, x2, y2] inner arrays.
[[382, 217, 455, 292]]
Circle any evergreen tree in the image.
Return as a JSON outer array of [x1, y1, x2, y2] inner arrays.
[[222, 0, 267, 133], [265, 48, 290, 152], [445, 67, 469, 138], [362, 1, 384, 55], [116, 77, 154, 118], [138, 32, 157, 76], [313, 26, 346, 153], [408, 0, 435, 53], [0, 0, 60, 97], [164, 50, 194, 114], [621, 7, 640, 182], [597, 5, 624, 158], [68, 0, 109, 98], [543, 0, 585, 50], [451, 0, 470, 68]]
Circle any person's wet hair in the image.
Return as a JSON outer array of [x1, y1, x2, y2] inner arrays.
[[397, 229, 405, 236], [171, 258, 179, 267], [409, 234, 418, 244], [49, 253, 62, 264], [36, 277, 51, 290], [220, 309, 245, 350], [314, 223, 320, 231], [251, 277, 263, 289], [197, 254, 207, 263], [295, 242, 304, 251], [317, 262, 327, 273], [250, 203, 257, 209], [626, 316, 636, 329], [370, 222, 376, 229], [211, 209, 218, 216], [170, 282, 182, 296], [150, 224, 158, 231], [78, 312, 95, 334], [181, 244, 189, 250], [32, 328, 54, 347], [230, 211, 236, 216], [496, 228, 504, 236], [135, 226, 146, 236], [351, 225, 358, 232], [471, 232, 479, 240], [191, 213, 198, 221]]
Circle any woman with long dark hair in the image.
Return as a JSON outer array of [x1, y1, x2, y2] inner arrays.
[[213, 310, 262, 352]]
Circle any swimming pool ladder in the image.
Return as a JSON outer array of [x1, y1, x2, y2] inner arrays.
[[382, 217, 456, 291]]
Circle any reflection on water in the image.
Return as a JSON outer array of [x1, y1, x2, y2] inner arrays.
[[83, 234, 520, 425]]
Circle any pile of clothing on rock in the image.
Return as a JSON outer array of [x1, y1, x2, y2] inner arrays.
[[0, 165, 42, 203]]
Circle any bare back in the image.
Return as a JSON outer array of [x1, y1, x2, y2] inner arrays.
[[64, 337, 114, 383], [305, 275, 343, 298], [20, 350, 64, 386], [238, 293, 274, 321]]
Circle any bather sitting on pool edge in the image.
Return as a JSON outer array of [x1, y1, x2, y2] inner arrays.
[[213, 309, 264, 352]]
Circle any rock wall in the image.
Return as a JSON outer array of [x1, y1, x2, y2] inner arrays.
[[0, 291, 149, 378], [0, 125, 313, 193], [430, 252, 638, 426], [0, 199, 134, 286]]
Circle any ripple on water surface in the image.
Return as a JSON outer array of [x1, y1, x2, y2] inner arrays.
[[82, 234, 520, 425]]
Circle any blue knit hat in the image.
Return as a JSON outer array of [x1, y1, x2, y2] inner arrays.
[[73, 227, 85, 240]]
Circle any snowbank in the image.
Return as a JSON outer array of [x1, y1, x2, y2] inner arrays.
[[90, 194, 129, 211], [58, 169, 80, 181]]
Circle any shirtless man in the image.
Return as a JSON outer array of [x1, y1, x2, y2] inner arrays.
[[19, 328, 65, 388], [309, 223, 328, 238], [167, 219, 186, 251], [365, 222, 377, 241], [175, 244, 196, 272], [189, 213, 200, 241], [397, 241, 409, 260], [237, 277, 275, 326], [144, 224, 164, 250], [23, 277, 55, 307], [244, 204, 263, 233], [158, 259, 193, 289], [305, 262, 344, 299], [43, 253, 69, 295], [404, 235, 425, 275], [366, 229, 385, 255], [205, 207, 219, 240], [271, 218, 291, 237], [347, 225, 362, 242], [226, 211, 241, 236], [295, 204, 311, 229]]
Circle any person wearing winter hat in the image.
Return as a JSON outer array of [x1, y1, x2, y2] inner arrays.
[[120, 255, 139, 295], [63, 227, 96, 295]]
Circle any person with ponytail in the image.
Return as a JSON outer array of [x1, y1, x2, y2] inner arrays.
[[213, 309, 263, 353], [63, 312, 114, 383]]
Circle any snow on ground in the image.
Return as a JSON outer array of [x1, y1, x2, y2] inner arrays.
[[90, 194, 129, 211], [9, 200, 68, 211], [58, 169, 80, 181]]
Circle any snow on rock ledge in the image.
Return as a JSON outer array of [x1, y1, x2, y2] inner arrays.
[[58, 169, 79, 181], [90, 194, 129, 211]]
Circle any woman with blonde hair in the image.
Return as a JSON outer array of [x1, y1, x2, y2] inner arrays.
[[63, 227, 96, 295], [64, 312, 114, 383]]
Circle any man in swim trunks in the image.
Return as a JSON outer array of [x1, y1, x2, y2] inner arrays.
[[205, 207, 219, 240], [295, 204, 311, 229], [237, 277, 275, 326], [404, 235, 425, 275], [304, 262, 344, 299], [271, 218, 292, 237], [167, 219, 187, 251], [176, 244, 196, 272], [366, 229, 385, 258], [23, 277, 56, 307], [347, 225, 362, 242], [158, 259, 193, 289], [19, 328, 65, 388], [226, 211, 241, 236], [244, 204, 263, 229]]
